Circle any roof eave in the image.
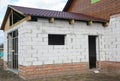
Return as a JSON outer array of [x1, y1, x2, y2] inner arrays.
[[31, 15, 107, 24]]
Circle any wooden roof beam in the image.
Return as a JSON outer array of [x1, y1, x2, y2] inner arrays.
[[26, 15, 31, 21], [49, 18, 55, 23], [87, 20, 93, 25], [69, 19, 75, 24], [103, 22, 109, 27]]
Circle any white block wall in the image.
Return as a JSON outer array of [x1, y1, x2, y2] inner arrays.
[[18, 18, 105, 66], [4, 22, 27, 62], [104, 16, 120, 62], [4, 16, 120, 67]]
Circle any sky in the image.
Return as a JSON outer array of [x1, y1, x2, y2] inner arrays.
[[0, 0, 67, 44]]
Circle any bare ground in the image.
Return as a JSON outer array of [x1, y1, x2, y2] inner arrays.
[[0, 68, 120, 81]]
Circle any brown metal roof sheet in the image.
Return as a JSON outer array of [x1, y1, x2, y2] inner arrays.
[[9, 5, 107, 22], [1, 5, 108, 30]]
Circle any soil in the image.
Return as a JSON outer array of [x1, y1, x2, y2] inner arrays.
[[0, 68, 120, 81]]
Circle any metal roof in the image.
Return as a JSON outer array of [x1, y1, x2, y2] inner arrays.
[[9, 5, 107, 22], [1, 5, 108, 30]]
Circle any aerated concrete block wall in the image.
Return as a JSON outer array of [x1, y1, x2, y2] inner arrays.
[[104, 16, 120, 62], [18, 19, 106, 67], [99, 15, 120, 71]]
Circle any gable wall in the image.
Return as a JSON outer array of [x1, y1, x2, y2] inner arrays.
[[4, 16, 10, 31], [3, 9, 26, 31]]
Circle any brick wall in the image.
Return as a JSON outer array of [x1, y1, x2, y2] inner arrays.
[[19, 62, 88, 79], [67, 0, 120, 20], [100, 61, 120, 72]]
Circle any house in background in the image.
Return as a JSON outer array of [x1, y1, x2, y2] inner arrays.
[[63, 0, 120, 20], [0, 0, 120, 79]]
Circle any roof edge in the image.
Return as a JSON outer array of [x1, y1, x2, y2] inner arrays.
[[0, 6, 10, 30], [8, 5, 25, 15], [0, 5, 25, 30], [63, 0, 73, 11]]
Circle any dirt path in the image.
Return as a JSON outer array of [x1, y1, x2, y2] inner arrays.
[[0, 69, 120, 81]]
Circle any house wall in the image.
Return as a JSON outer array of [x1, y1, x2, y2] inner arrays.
[[18, 19, 105, 66], [101, 14, 120, 71], [18, 19, 106, 79], [3, 21, 26, 69], [3, 15, 120, 79], [66, 0, 120, 20]]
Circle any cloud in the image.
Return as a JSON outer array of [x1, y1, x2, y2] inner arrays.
[[0, 0, 9, 9], [0, 0, 10, 25], [15, 0, 67, 11], [0, 19, 2, 25]]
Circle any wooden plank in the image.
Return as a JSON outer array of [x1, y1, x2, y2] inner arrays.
[[4, 16, 28, 31]]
